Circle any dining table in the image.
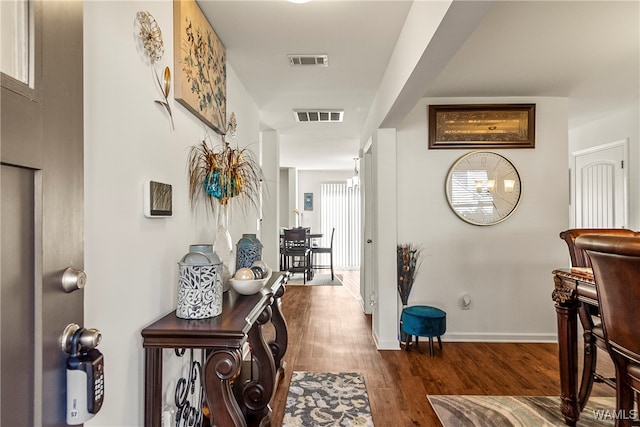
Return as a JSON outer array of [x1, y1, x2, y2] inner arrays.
[[551, 267, 599, 426]]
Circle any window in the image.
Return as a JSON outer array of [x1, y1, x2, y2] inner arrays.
[[320, 183, 361, 268], [1, 0, 32, 85]]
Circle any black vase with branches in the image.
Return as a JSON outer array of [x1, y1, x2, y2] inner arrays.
[[397, 244, 421, 344], [397, 244, 421, 306]]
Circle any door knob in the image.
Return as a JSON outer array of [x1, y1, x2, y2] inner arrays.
[[61, 267, 87, 293], [366, 239, 372, 243], [60, 323, 102, 354]]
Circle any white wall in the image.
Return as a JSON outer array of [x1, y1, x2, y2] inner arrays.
[[84, 2, 260, 425], [296, 170, 352, 234], [391, 96, 569, 342], [569, 105, 640, 230]]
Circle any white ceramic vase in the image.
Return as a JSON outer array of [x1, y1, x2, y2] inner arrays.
[[213, 206, 233, 291]]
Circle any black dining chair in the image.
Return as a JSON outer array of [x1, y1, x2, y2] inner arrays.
[[576, 234, 640, 427], [282, 228, 312, 283], [311, 227, 335, 280]]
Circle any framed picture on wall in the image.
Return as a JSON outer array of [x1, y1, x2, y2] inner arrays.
[[428, 104, 535, 149], [304, 193, 313, 211], [173, 0, 226, 135]]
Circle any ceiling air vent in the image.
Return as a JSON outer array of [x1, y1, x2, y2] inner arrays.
[[288, 54, 329, 67], [294, 109, 344, 123]]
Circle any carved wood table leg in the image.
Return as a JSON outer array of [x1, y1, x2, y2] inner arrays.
[[243, 305, 276, 427], [204, 348, 247, 427], [269, 284, 288, 377], [553, 275, 580, 426], [577, 304, 597, 410], [144, 348, 163, 427]]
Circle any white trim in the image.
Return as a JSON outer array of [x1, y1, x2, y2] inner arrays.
[[443, 332, 558, 343], [571, 138, 629, 228]]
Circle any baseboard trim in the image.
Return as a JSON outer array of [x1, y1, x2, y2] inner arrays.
[[440, 332, 558, 343]]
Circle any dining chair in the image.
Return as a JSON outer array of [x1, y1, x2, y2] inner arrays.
[[311, 227, 335, 280], [282, 228, 312, 283], [576, 234, 640, 427], [559, 228, 640, 410]]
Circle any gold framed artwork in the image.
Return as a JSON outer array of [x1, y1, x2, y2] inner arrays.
[[428, 104, 535, 149], [173, 0, 226, 134]]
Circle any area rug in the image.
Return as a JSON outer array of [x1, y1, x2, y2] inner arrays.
[[287, 273, 343, 286], [428, 395, 616, 427], [283, 371, 374, 427]]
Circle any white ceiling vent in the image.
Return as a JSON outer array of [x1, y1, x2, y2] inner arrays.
[[288, 54, 329, 67], [294, 109, 344, 123]]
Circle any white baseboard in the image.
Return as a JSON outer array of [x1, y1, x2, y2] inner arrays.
[[438, 332, 558, 343]]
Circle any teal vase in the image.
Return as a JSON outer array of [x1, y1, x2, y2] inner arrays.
[[236, 234, 263, 270]]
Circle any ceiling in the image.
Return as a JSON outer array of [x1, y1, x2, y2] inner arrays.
[[199, 1, 639, 171]]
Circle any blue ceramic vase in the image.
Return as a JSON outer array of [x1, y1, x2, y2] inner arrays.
[[236, 234, 263, 271]]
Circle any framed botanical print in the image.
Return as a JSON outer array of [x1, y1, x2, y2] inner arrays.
[[173, 0, 226, 134]]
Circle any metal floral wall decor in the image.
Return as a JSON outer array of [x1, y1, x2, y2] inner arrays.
[[173, 0, 226, 135], [135, 11, 174, 129]]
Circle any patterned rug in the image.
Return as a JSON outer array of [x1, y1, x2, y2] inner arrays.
[[428, 395, 616, 427], [286, 273, 343, 286], [283, 371, 374, 426]]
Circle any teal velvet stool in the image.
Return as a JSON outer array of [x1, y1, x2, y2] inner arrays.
[[401, 305, 446, 357]]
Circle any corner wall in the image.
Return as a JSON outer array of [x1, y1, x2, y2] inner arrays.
[[393, 96, 569, 342]]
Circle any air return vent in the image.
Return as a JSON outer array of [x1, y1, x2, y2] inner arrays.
[[288, 54, 329, 66], [294, 109, 344, 123]]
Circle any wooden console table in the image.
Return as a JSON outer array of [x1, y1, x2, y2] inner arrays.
[[551, 268, 597, 426], [141, 272, 288, 427]]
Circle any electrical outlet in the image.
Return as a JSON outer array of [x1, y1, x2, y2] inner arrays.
[[461, 294, 471, 310]]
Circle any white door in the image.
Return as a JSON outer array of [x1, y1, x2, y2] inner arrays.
[[573, 139, 628, 228], [1, 2, 84, 426]]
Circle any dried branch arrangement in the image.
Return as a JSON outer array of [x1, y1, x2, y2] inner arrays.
[[397, 244, 422, 306], [187, 114, 262, 215]]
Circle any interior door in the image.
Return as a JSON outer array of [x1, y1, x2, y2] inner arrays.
[[1, 1, 84, 426], [573, 139, 628, 228]]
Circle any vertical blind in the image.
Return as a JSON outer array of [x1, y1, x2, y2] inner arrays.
[[320, 183, 361, 268]]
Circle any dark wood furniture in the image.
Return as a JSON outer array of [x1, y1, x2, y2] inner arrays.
[[552, 267, 598, 425], [279, 230, 323, 273], [281, 228, 312, 283], [576, 235, 640, 427], [558, 229, 640, 412], [311, 227, 335, 280], [141, 272, 289, 427]]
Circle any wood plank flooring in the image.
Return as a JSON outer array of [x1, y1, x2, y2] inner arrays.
[[268, 270, 615, 426]]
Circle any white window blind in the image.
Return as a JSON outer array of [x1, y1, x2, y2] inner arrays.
[[320, 183, 361, 268]]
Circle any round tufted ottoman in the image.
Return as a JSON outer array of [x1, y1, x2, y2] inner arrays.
[[401, 305, 446, 357]]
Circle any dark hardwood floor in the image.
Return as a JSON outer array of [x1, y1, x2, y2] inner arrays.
[[268, 270, 615, 426]]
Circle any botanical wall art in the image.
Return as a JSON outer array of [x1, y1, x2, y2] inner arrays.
[[173, 0, 226, 134], [135, 11, 174, 129], [428, 104, 536, 149]]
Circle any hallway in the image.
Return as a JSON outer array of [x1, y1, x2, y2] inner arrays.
[[268, 281, 600, 426]]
